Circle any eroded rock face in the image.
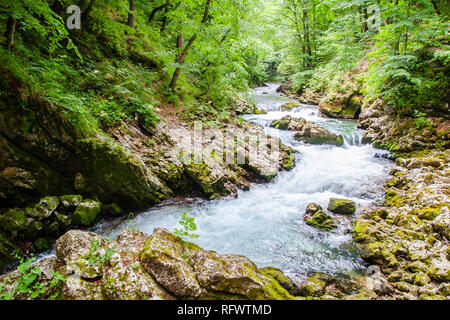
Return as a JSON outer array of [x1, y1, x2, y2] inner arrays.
[[352, 149, 450, 300], [319, 93, 362, 120], [358, 99, 449, 152], [0, 228, 300, 300]]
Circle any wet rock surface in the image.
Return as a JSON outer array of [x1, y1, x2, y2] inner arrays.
[[303, 203, 337, 231], [351, 147, 449, 300], [270, 116, 344, 146]]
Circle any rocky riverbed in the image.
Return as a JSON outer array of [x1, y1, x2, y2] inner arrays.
[[0, 83, 448, 300]]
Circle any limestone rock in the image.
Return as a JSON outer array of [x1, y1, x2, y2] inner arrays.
[[140, 228, 202, 298], [294, 123, 344, 146], [303, 203, 337, 231], [71, 200, 101, 226]]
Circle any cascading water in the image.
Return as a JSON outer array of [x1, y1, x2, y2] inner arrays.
[[94, 83, 393, 282]]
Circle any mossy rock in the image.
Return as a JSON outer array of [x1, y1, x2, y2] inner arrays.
[[33, 238, 51, 251], [259, 267, 301, 296], [281, 102, 300, 111], [327, 198, 356, 215], [304, 204, 337, 231], [298, 273, 331, 297], [352, 220, 375, 243], [72, 200, 101, 226], [415, 206, 441, 221], [47, 221, 60, 237], [35, 196, 60, 219], [281, 155, 296, 171], [271, 118, 291, 130], [59, 195, 82, 208], [102, 203, 123, 216], [384, 188, 406, 207], [0, 209, 27, 232], [24, 221, 44, 240], [0, 232, 23, 270], [294, 124, 344, 147], [55, 212, 71, 229]]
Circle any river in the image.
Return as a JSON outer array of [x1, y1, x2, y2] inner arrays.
[[91, 83, 393, 282]]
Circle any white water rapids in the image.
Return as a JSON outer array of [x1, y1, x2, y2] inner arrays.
[[91, 83, 393, 282]]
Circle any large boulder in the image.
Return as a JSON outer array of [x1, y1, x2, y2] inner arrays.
[[0, 209, 27, 233], [259, 267, 302, 296], [280, 102, 301, 111], [432, 207, 450, 239], [303, 203, 337, 231], [319, 94, 362, 120], [139, 228, 203, 298], [294, 123, 344, 146], [327, 198, 356, 215], [270, 116, 307, 131], [71, 200, 102, 226], [0, 233, 23, 270], [140, 228, 295, 300]]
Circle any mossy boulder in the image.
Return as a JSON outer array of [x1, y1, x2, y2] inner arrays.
[[59, 195, 82, 208], [319, 94, 362, 120], [34, 196, 60, 219], [303, 203, 337, 231], [140, 228, 295, 300], [0, 233, 23, 271], [0, 209, 27, 233], [140, 228, 202, 298], [185, 163, 229, 198], [260, 267, 301, 296], [270, 116, 307, 131], [4, 228, 297, 300], [298, 273, 334, 297], [281, 102, 301, 111], [294, 123, 344, 146], [327, 198, 356, 215], [71, 200, 101, 226], [24, 221, 44, 240]]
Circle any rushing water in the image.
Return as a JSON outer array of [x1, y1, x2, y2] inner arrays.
[[90, 83, 393, 282]]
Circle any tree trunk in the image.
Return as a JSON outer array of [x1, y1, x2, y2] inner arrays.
[[302, 9, 311, 68], [161, 0, 170, 33], [150, 3, 168, 22], [5, 16, 16, 50], [128, 0, 135, 28], [169, 0, 211, 90], [430, 0, 441, 15]]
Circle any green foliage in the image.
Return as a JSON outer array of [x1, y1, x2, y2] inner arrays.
[[0, 255, 65, 300], [0, 0, 80, 57], [173, 212, 200, 242], [362, 0, 449, 115], [413, 110, 433, 130]]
